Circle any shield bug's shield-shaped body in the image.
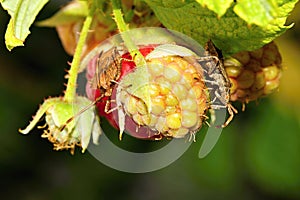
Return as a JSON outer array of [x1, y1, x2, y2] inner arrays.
[[196, 40, 237, 127], [91, 46, 122, 99]]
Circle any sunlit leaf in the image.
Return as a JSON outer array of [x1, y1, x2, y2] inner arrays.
[[196, 0, 233, 17], [233, 0, 279, 27], [1, 0, 49, 50], [144, 0, 298, 55]]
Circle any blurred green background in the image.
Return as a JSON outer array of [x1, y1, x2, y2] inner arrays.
[[0, 1, 299, 200]]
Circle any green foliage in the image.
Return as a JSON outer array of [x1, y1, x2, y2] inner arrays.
[[196, 0, 233, 17], [1, 0, 298, 53], [196, 0, 288, 26], [0, 0, 49, 50], [233, 0, 279, 26], [144, 0, 298, 55]]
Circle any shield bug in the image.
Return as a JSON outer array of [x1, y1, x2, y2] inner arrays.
[[91, 46, 122, 100], [195, 40, 237, 127]]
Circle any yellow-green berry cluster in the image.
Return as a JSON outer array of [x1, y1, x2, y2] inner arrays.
[[224, 42, 282, 103]]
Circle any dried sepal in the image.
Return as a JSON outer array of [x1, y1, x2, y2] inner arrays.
[[19, 96, 101, 154]]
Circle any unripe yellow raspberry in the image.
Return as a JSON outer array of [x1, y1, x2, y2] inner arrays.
[[224, 42, 282, 103], [118, 55, 209, 139]]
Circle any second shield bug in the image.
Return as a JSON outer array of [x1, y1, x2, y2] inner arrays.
[[196, 40, 237, 127]]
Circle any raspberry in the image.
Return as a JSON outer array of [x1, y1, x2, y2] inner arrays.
[[224, 42, 282, 104], [117, 55, 208, 139], [86, 45, 209, 140]]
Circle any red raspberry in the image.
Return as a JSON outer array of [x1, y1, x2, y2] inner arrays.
[[86, 46, 155, 129], [86, 44, 209, 140]]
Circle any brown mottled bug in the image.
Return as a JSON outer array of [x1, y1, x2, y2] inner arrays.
[[196, 40, 238, 127], [91, 46, 122, 98]]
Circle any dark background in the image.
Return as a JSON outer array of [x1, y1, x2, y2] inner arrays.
[[0, 1, 299, 199]]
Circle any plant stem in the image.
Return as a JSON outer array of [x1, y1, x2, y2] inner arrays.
[[64, 5, 96, 103], [111, 0, 146, 66]]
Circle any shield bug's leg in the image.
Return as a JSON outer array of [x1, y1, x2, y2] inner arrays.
[[188, 132, 196, 142], [214, 90, 222, 100], [214, 90, 228, 106], [222, 103, 238, 128], [204, 120, 211, 127], [242, 102, 246, 112], [202, 114, 210, 127], [196, 55, 219, 63], [204, 79, 218, 85], [153, 133, 163, 141], [222, 109, 233, 128], [104, 99, 122, 114], [229, 103, 238, 115], [104, 99, 112, 113], [105, 105, 120, 114], [210, 96, 217, 105]]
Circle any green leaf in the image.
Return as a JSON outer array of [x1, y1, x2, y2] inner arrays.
[[37, 1, 88, 27], [196, 0, 233, 17], [233, 0, 279, 27], [144, 0, 298, 55], [1, 0, 49, 51]]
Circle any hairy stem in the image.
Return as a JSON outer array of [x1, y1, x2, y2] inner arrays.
[[111, 0, 146, 66], [64, 5, 96, 103]]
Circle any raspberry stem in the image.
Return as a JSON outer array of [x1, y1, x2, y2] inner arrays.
[[64, 4, 96, 103], [111, 0, 146, 66]]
